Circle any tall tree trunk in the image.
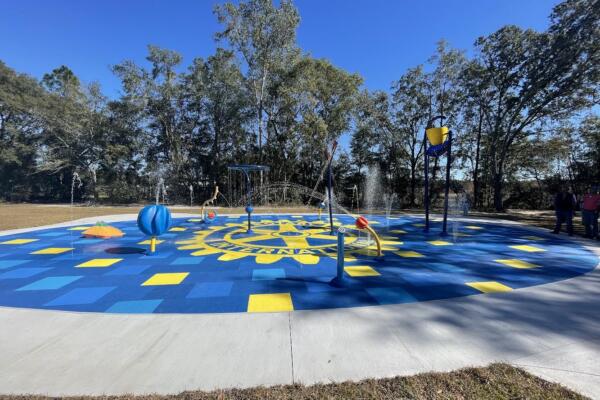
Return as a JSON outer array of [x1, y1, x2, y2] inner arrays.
[[493, 170, 504, 212], [410, 162, 416, 207], [472, 106, 483, 208], [211, 119, 220, 185], [257, 108, 263, 163]]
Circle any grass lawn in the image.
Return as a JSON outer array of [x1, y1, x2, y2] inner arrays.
[[0, 203, 592, 240], [0, 364, 587, 399], [0, 204, 311, 231]]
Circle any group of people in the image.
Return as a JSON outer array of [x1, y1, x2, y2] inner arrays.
[[553, 186, 600, 239]]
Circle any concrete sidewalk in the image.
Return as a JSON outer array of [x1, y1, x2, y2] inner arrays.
[[0, 215, 598, 397]]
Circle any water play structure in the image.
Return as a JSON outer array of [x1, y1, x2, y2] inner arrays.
[[200, 185, 219, 223], [228, 164, 270, 233], [82, 222, 124, 239], [137, 204, 172, 254], [423, 115, 453, 235]]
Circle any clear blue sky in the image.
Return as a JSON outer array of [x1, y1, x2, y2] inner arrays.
[[1, 0, 558, 98]]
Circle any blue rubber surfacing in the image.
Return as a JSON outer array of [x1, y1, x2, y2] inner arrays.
[[0, 214, 596, 314]]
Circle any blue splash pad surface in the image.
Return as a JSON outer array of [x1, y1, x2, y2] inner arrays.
[[0, 214, 596, 314]]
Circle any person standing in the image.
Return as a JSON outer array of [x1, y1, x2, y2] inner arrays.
[[552, 186, 576, 236], [581, 185, 600, 239]]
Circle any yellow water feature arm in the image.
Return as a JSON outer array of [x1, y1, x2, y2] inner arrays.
[[200, 185, 219, 218], [355, 216, 382, 257]]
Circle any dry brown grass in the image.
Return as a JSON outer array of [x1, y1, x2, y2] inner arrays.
[[0, 203, 591, 239], [0, 204, 310, 231], [0, 364, 587, 400]]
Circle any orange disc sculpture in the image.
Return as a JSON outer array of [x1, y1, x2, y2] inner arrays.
[[82, 223, 124, 239]]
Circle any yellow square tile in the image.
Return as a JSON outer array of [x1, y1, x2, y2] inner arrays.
[[1, 238, 39, 245], [510, 245, 545, 253], [428, 240, 452, 246], [138, 239, 165, 245], [76, 258, 123, 268], [465, 225, 483, 230], [169, 227, 187, 232], [466, 281, 513, 293], [395, 251, 424, 258], [68, 226, 90, 231], [142, 272, 189, 286], [495, 259, 538, 269], [344, 266, 380, 277], [247, 293, 294, 313], [31, 247, 74, 255]]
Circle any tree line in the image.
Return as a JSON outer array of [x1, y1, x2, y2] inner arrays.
[[0, 0, 598, 211]]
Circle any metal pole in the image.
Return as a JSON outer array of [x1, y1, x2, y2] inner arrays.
[[329, 226, 346, 287], [245, 170, 252, 233], [441, 132, 452, 236], [327, 160, 334, 235], [337, 227, 345, 278], [424, 133, 430, 233]]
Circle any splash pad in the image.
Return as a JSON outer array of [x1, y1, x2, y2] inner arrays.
[[0, 212, 596, 314]]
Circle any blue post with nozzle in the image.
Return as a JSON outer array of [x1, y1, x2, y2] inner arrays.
[[329, 226, 346, 287]]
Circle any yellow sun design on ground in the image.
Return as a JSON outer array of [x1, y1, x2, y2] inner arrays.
[[176, 218, 403, 265]]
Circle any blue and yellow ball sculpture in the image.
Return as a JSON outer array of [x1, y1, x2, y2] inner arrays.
[[137, 205, 172, 254]]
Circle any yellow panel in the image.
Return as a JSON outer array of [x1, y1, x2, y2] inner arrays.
[[344, 266, 380, 277], [255, 254, 284, 264], [426, 126, 449, 145], [495, 259, 538, 269], [169, 227, 187, 232], [191, 248, 221, 256], [390, 229, 407, 234], [247, 293, 294, 313], [520, 235, 546, 241], [138, 239, 164, 245], [412, 223, 425, 227], [510, 245, 545, 253], [395, 251, 424, 258], [381, 239, 403, 246], [218, 253, 248, 261], [1, 238, 39, 245], [76, 258, 123, 268], [142, 272, 189, 286], [466, 281, 513, 293], [31, 247, 73, 255], [465, 225, 483, 230], [68, 226, 90, 231], [428, 240, 452, 246], [292, 254, 319, 264]]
